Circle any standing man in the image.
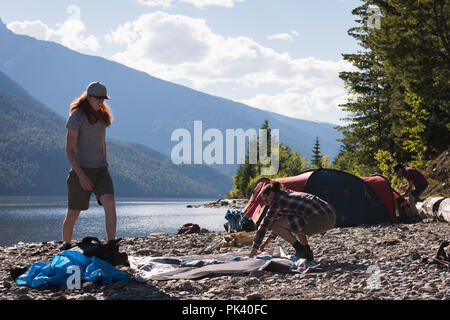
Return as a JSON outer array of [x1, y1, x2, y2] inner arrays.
[[393, 164, 428, 219], [60, 82, 117, 251]]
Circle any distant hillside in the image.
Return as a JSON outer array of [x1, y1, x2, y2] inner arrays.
[[0, 72, 232, 198], [0, 18, 342, 177]]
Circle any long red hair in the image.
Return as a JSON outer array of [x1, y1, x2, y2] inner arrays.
[[69, 92, 113, 127]]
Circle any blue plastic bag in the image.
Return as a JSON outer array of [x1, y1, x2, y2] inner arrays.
[[16, 250, 130, 289]]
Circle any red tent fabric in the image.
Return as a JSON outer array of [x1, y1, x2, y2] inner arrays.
[[242, 172, 313, 225], [360, 175, 396, 222]]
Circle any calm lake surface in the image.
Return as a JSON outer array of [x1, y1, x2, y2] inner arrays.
[[0, 196, 227, 247]]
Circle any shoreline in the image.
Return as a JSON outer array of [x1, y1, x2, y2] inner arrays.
[[1, 218, 448, 300]]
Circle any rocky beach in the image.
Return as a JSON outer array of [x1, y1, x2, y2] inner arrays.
[[0, 215, 448, 301]]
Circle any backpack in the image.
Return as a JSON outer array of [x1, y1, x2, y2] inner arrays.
[[71, 237, 129, 267], [241, 217, 257, 232], [436, 241, 450, 262], [177, 223, 201, 234]]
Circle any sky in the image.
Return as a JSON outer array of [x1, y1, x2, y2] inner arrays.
[[0, 0, 362, 125]]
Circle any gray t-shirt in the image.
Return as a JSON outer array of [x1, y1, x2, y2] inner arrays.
[[66, 109, 107, 168]]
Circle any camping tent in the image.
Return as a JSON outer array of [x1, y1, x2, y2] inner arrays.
[[242, 169, 398, 227]]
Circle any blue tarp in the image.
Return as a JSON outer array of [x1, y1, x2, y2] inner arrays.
[[16, 250, 130, 289]]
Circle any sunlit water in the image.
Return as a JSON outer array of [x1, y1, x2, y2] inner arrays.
[[0, 196, 227, 247]]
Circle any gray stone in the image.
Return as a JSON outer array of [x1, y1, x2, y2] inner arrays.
[[3, 281, 12, 289], [15, 287, 28, 294], [82, 282, 96, 292], [243, 277, 259, 286], [17, 294, 33, 300], [410, 252, 421, 260], [111, 280, 128, 290]]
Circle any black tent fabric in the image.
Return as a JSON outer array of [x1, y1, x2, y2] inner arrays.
[[303, 170, 391, 226]]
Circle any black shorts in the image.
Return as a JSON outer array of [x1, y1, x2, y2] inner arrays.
[[67, 166, 114, 211], [411, 184, 428, 199]]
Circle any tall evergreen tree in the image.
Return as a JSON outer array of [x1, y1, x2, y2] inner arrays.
[[338, 3, 397, 168], [311, 136, 322, 168], [371, 0, 450, 159], [337, 0, 449, 173]]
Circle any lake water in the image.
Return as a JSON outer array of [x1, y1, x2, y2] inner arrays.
[[0, 196, 228, 247]]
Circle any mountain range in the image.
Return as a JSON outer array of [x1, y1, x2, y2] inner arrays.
[[0, 17, 342, 179]]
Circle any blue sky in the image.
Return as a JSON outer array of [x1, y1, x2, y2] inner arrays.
[[0, 0, 362, 124]]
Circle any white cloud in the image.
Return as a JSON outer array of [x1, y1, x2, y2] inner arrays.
[[138, 0, 246, 8], [268, 33, 294, 42], [138, 0, 173, 8], [52, 19, 100, 52], [7, 5, 100, 53], [268, 30, 300, 42], [241, 86, 348, 120], [104, 11, 355, 122], [106, 12, 210, 65], [179, 0, 245, 7], [7, 20, 51, 40]]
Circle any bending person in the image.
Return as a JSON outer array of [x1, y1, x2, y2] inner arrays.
[[249, 181, 336, 261], [61, 82, 117, 250], [393, 163, 428, 220]]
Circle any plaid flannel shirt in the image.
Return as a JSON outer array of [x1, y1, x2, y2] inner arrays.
[[252, 190, 335, 249]]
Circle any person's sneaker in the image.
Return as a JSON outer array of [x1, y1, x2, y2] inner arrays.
[[295, 245, 314, 261], [59, 242, 72, 251], [305, 245, 314, 261]]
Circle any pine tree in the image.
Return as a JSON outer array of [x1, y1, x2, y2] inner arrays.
[[338, 0, 450, 173], [337, 3, 398, 168], [311, 136, 322, 168]]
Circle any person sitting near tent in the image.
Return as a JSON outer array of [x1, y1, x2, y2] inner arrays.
[[249, 181, 336, 261], [393, 164, 428, 220]]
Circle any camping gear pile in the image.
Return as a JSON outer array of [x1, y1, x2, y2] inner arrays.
[[15, 237, 130, 289], [177, 223, 201, 235], [224, 209, 256, 233], [16, 250, 130, 289], [71, 237, 129, 266], [433, 241, 450, 267]]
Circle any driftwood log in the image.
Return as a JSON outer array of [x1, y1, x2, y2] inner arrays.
[[419, 197, 450, 223]]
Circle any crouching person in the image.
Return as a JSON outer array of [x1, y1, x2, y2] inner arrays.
[[249, 181, 336, 261]]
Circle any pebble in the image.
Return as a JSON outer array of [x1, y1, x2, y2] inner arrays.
[[246, 292, 263, 300], [82, 282, 96, 293], [17, 294, 32, 300], [410, 252, 421, 260], [111, 280, 128, 290]]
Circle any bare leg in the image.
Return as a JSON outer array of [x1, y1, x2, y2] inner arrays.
[[99, 194, 117, 241], [62, 209, 81, 243], [408, 194, 421, 222], [409, 194, 418, 215]]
